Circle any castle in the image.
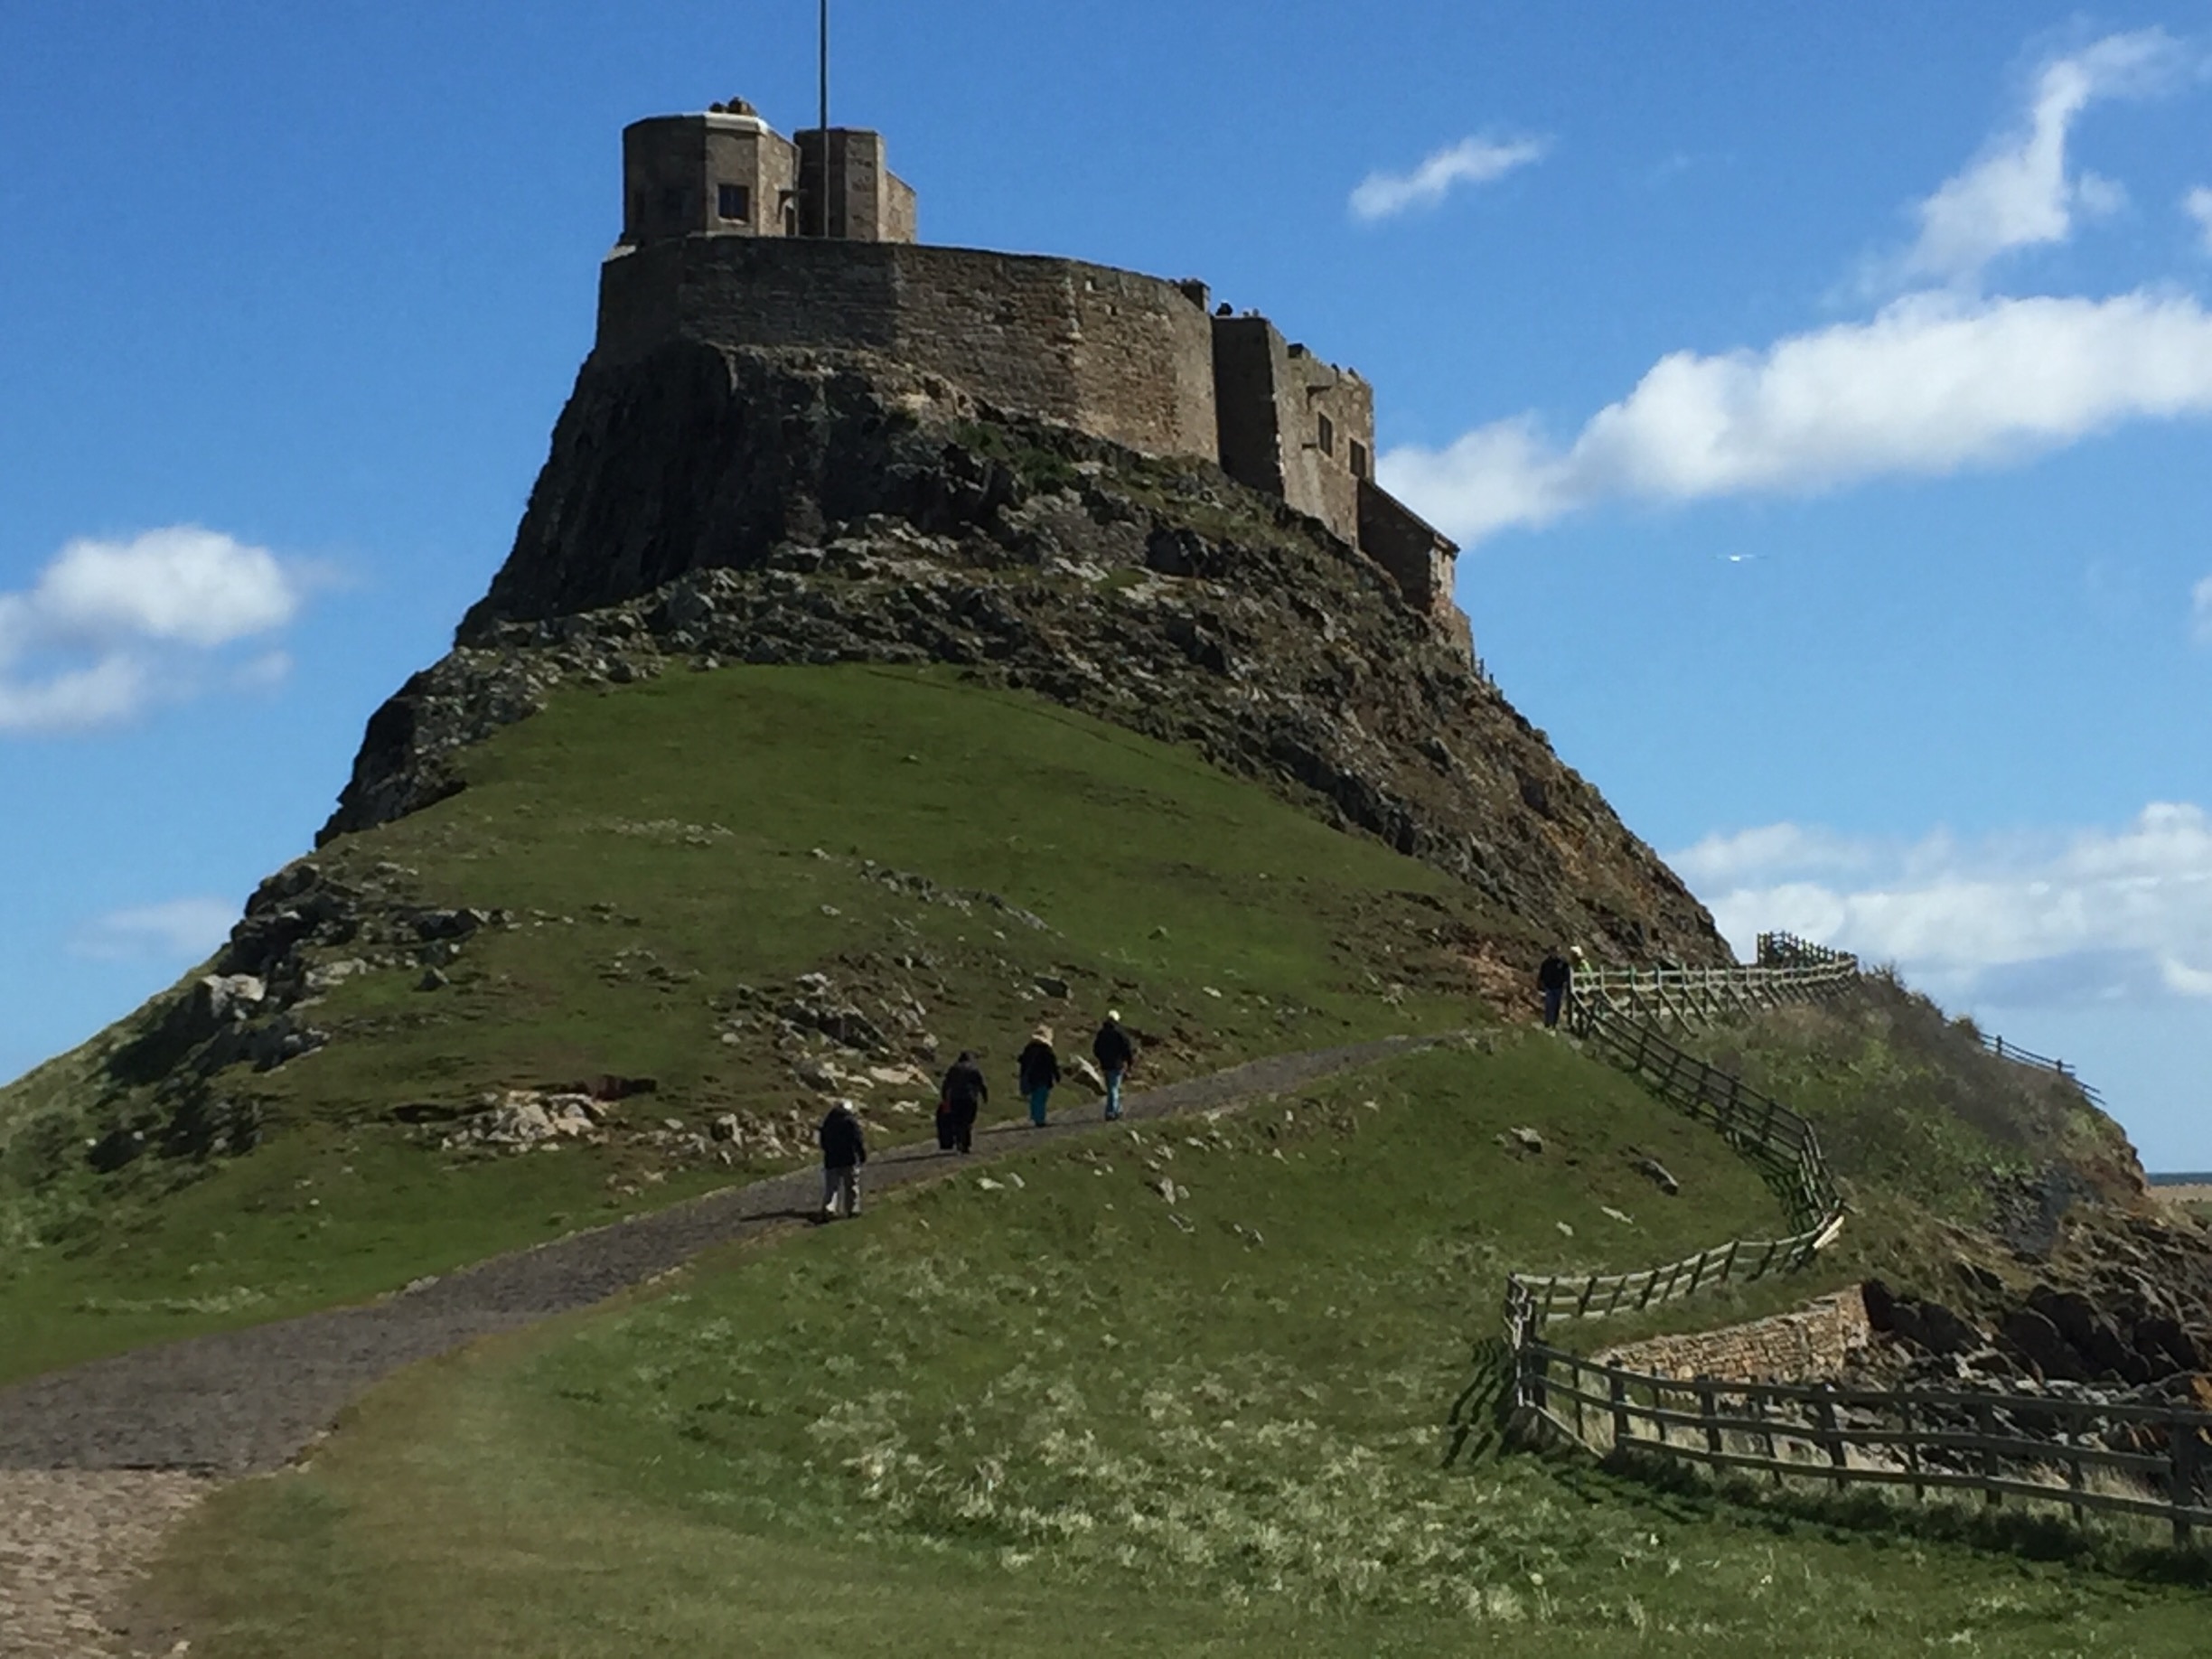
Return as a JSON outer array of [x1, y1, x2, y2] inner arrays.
[[598, 100, 1467, 649]]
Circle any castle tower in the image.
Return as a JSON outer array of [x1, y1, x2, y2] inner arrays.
[[618, 99, 915, 248]]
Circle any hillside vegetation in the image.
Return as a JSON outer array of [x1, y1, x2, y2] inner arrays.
[[0, 665, 1531, 1382], [154, 1040, 2212, 1657]]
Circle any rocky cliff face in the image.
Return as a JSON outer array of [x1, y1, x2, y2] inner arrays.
[[326, 340, 1728, 969]]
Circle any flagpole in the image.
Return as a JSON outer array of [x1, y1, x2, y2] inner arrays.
[[818, 0, 830, 239]]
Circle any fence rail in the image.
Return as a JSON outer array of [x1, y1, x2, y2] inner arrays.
[[1494, 939, 2174, 1550], [1517, 1343, 2212, 1545], [1979, 1032, 2106, 1106]]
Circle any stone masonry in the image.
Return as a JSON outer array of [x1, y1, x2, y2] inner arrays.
[[1595, 1291, 1873, 1384], [598, 97, 1470, 651]]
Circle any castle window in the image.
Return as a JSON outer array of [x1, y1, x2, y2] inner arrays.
[[1350, 440, 1370, 480], [717, 183, 752, 222], [660, 184, 687, 220], [1317, 414, 1336, 456]]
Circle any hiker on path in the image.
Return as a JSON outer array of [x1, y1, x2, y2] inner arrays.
[[1093, 1011, 1135, 1120], [1537, 948, 1571, 1029], [1017, 1026, 1061, 1128], [818, 1098, 867, 1220], [940, 1050, 989, 1154]]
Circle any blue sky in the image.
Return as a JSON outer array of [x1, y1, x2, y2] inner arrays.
[[3, 3, 2208, 1163]]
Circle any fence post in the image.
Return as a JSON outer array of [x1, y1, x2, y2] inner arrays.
[[1609, 1371, 1632, 1449], [1899, 1396, 1924, 1502], [1975, 1401, 2002, 1509], [1815, 1385, 1848, 1492], [2170, 1415, 2203, 1548], [1698, 1378, 1723, 1462], [2058, 1403, 2085, 1528], [1749, 1391, 1783, 1486]]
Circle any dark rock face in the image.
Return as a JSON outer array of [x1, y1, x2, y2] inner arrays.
[[323, 343, 1728, 970]]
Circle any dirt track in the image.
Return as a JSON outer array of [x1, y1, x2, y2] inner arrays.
[[0, 1036, 1434, 1656]]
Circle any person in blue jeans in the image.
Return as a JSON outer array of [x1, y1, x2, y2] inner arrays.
[[1017, 1025, 1060, 1127], [1092, 1010, 1135, 1120]]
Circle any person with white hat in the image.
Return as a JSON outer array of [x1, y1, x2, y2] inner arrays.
[[1018, 1024, 1062, 1127], [1092, 1010, 1135, 1120]]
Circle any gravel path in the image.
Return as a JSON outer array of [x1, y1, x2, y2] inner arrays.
[[0, 1035, 1436, 1655], [0, 1035, 1435, 1477]]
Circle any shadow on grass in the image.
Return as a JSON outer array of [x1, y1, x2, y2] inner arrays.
[[1543, 1442, 2212, 1589], [1440, 1336, 1515, 1468]]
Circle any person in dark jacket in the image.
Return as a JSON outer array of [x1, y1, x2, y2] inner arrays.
[[818, 1098, 867, 1219], [1092, 1011, 1134, 1120], [940, 1050, 988, 1153], [1537, 949, 1571, 1029], [1017, 1026, 1061, 1128]]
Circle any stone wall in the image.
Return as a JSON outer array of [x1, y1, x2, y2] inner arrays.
[[1210, 315, 1371, 548], [1595, 1290, 1872, 1383], [595, 238, 1217, 460], [1359, 479, 1469, 654]]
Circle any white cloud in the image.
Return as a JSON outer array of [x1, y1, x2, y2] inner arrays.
[[2193, 575, 2212, 644], [0, 528, 305, 736], [1382, 288, 2212, 542], [2189, 186, 2212, 255], [1673, 803, 2212, 1008], [1350, 135, 1548, 222], [1897, 30, 2187, 287], [70, 897, 238, 964]]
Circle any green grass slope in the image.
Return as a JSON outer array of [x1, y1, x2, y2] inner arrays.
[[156, 1040, 2212, 1657], [0, 665, 1532, 1382]]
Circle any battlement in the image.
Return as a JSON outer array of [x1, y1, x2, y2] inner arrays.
[[597, 99, 1467, 651]]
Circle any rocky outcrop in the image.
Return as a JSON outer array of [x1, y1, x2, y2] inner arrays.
[[322, 342, 1727, 969]]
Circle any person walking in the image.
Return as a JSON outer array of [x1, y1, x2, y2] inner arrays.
[[1092, 1010, 1134, 1120], [818, 1098, 867, 1220], [1536, 948, 1570, 1030], [1017, 1025, 1061, 1128], [940, 1049, 988, 1154]]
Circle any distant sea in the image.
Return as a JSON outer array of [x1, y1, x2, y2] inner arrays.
[[2148, 1173, 2212, 1186]]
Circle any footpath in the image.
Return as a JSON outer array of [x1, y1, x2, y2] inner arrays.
[[0, 1033, 1439, 1657]]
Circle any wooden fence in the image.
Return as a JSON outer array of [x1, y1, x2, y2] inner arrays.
[[1979, 1031, 2107, 1107], [1495, 945, 2186, 1548], [1516, 1343, 2212, 1546]]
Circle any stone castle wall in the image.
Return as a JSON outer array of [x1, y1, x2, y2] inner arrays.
[[595, 237, 1218, 461], [1595, 1290, 1872, 1384]]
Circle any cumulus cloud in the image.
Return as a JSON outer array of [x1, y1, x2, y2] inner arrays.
[[1672, 803, 2212, 1008], [1350, 135, 1549, 222], [1384, 288, 2212, 541], [0, 528, 305, 736], [70, 897, 238, 963], [1896, 30, 2189, 287], [1381, 35, 2212, 545], [2190, 186, 2212, 254]]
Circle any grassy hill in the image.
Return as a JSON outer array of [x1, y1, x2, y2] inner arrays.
[[152, 1038, 2212, 1657], [0, 664, 1535, 1382]]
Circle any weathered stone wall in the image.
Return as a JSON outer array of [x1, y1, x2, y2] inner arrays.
[[596, 238, 1217, 460], [1359, 480, 1463, 633], [1210, 315, 1371, 548], [1596, 1291, 1872, 1383]]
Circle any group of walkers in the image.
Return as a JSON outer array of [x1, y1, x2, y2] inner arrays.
[[815, 1010, 1139, 1221]]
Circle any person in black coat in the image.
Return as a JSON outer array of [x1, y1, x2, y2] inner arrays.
[[1537, 949, 1571, 1029], [1017, 1026, 1061, 1127], [818, 1098, 867, 1219], [1092, 1011, 1135, 1120], [940, 1050, 988, 1153]]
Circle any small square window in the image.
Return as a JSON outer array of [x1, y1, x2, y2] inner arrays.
[[1349, 440, 1370, 480], [1317, 414, 1336, 456], [717, 183, 752, 222]]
